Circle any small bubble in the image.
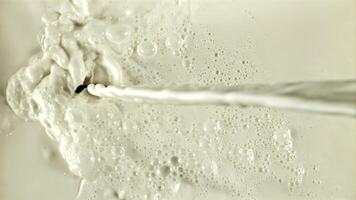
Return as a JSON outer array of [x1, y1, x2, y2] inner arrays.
[[103, 188, 118, 199], [41, 147, 54, 160], [137, 40, 158, 58], [106, 24, 133, 44], [273, 127, 293, 151], [165, 34, 183, 50], [118, 191, 126, 199], [159, 165, 171, 177], [181, 59, 192, 68], [170, 156, 180, 166], [313, 165, 319, 171]]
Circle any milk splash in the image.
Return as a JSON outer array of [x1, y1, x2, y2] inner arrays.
[[5, 0, 355, 200]]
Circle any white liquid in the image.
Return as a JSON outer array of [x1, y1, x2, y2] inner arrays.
[[87, 80, 356, 117], [1, 0, 355, 200]]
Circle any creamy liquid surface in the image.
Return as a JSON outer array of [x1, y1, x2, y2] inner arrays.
[[1, 0, 355, 200]]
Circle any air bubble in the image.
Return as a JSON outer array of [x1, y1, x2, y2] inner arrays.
[[242, 124, 249, 129], [170, 156, 180, 166], [103, 188, 119, 199], [273, 127, 293, 151], [137, 40, 158, 58], [165, 34, 183, 50], [159, 165, 171, 177], [106, 24, 133, 44], [238, 148, 255, 164], [41, 147, 54, 160], [181, 59, 191, 68]]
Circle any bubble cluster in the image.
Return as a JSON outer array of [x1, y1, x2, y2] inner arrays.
[[273, 127, 293, 151]]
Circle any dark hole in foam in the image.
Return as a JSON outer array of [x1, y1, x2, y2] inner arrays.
[[74, 84, 87, 93], [75, 76, 91, 94]]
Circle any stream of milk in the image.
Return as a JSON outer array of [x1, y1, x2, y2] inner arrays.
[[87, 80, 356, 117]]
